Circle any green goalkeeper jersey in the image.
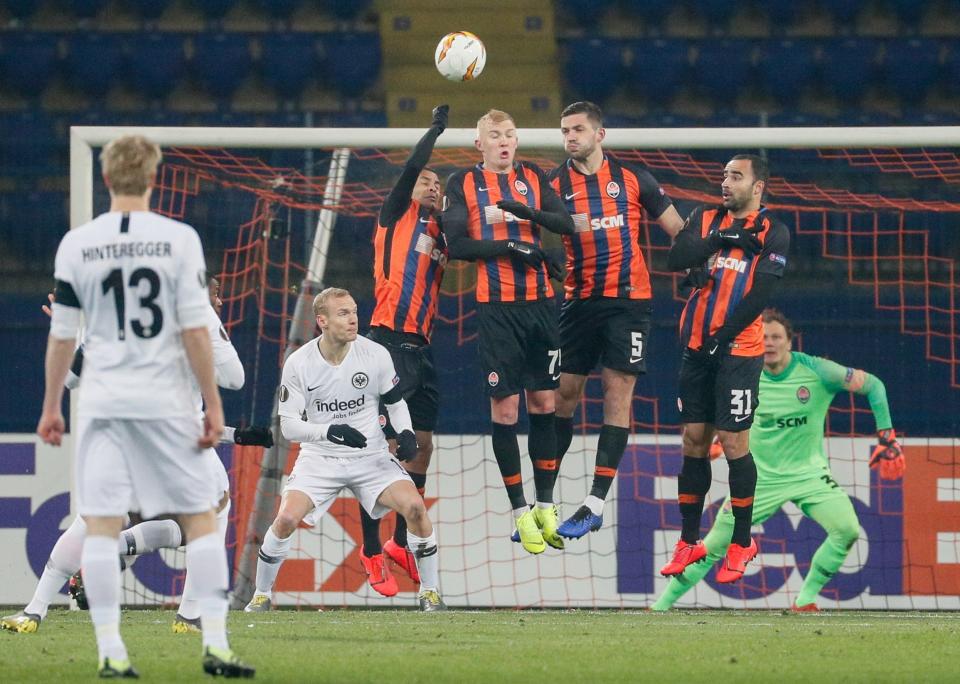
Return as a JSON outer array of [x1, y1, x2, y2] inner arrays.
[[750, 351, 892, 483]]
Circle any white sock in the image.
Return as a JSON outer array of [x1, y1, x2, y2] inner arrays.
[[535, 501, 554, 510], [513, 507, 529, 520], [82, 535, 127, 662], [255, 527, 293, 595], [119, 519, 182, 557], [185, 532, 230, 651], [25, 516, 86, 618], [179, 502, 231, 622], [584, 495, 604, 516], [406, 530, 439, 592]]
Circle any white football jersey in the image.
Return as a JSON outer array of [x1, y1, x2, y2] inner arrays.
[[278, 335, 400, 459], [52, 211, 210, 419]]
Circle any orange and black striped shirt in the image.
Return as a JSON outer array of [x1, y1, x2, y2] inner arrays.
[[371, 200, 447, 342], [443, 162, 560, 303], [679, 205, 789, 356], [549, 155, 672, 300]]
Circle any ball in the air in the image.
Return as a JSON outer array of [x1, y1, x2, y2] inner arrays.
[[434, 31, 486, 82]]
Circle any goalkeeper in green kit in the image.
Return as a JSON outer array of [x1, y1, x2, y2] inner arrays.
[[652, 308, 906, 611]]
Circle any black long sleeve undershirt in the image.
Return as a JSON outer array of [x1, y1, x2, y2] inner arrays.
[[713, 271, 780, 345], [530, 186, 575, 235], [667, 227, 721, 271], [378, 126, 442, 227]]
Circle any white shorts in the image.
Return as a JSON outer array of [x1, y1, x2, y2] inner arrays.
[[284, 450, 413, 526], [75, 416, 221, 519], [208, 447, 230, 498]]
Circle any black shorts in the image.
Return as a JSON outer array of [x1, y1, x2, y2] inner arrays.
[[477, 300, 561, 398], [559, 297, 652, 376], [677, 349, 762, 432], [367, 327, 439, 435]]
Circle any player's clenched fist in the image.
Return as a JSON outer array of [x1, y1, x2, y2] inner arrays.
[[327, 424, 367, 448], [395, 430, 418, 461]]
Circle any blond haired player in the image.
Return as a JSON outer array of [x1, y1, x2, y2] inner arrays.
[[244, 288, 445, 612], [37, 135, 254, 678]]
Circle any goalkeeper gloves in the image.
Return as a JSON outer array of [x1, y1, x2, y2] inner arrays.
[[431, 104, 449, 133], [233, 425, 274, 448], [870, 428, 905, 480], [496, 199, 536, 222], [327, 424, 367, 448], [395, 430, 418, 462], [708, 224, 763, 255]]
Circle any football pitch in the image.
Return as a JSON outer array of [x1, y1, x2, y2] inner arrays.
[[2, 608, 957, 682]]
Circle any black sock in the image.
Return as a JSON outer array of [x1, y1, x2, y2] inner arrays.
[[528, 412, 558, 503], [589, 424, 630, 500], [394, 471, 427, 547], [727, 452, 758, 547], [492, 422, 527, 510], [678, 455, 712, 544], [359, 504, 382, 555], [553, 415, 574, 490]]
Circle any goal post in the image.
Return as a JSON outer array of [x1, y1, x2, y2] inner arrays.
[[67, 125, 960, 610]]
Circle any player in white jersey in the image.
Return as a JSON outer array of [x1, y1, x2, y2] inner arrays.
[[36, 135, 254, 678], [244, 287, 446, 612], [4, 278, 274, 637]]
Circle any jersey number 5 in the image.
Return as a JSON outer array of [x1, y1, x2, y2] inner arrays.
[[101, 267, 163, 340]]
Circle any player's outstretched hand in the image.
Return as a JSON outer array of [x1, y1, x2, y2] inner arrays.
[[497, 199, 535, 222], [234, 425, 274, 448], [431, 104, 449, 133], [395, 430, 418, 461], [711, 224, 763, 255], [327, 424, 367, 448], [37, 411, 65, 446], [42, 292, 55, 318], [870, 428, 905, 480], [506, 240, 546, 270]]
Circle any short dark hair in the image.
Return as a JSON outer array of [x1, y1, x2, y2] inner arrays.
[[762, 307, 793, 340], [730, 154, 769, 185], [561, 101, 603, 128]]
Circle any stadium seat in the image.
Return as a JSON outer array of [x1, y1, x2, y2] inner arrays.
[[820, 38, 880, 103], [258, 0, 302, 20], [1, 191, 67, 263], [321, 0, 371, 21], [129, 0, 172, 21], [0, 110, 60, 175], [698, 0, 736, 26], [557, 0, 614, 28], [67, 0, 107, 19], [944, 42, 960, 95], [828, 0, 862, 25], [65, 33, 124, 99], [625, 38, 689, 102], [620, 0, 671, 28], [757, 39, 816, 105], [890, 0, 925, 27], [322, 31, 381, 98], [693, 39, 755, 102], [563, 38, 625, 103], [191, 0, 237, 21], [3, 0, 40, 21], [762, 0, 796, 27], [883, 38, 941, 100], [0, 32, 59, 98], [260, 32, 318, 100], [191, 32, 253, 100], [125, 33, 186, 101]]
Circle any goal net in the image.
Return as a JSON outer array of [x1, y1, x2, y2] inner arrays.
[[71, 125, 960, 609]]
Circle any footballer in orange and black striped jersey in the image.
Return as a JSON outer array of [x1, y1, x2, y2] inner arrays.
[[549, 155, 672, 301]]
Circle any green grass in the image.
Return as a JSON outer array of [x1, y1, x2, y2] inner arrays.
[[3, 608, 958, 682]]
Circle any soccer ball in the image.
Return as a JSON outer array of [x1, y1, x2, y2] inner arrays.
[[434, 31, 486, 82]]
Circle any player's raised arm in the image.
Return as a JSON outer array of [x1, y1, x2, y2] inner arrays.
[[379, 104, 448, 227]]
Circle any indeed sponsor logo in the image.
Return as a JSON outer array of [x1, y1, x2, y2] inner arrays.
[[317, 395, 365, 412]]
